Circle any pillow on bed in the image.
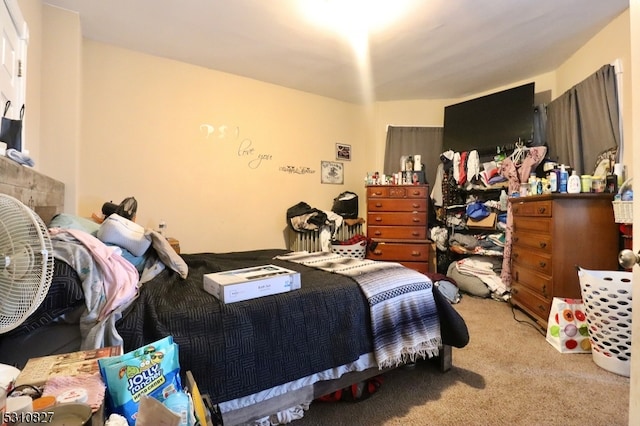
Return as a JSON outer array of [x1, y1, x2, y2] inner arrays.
[[147, 230, 188, 279], [97, 214, 152, 257], [49, 213, 101, 236]]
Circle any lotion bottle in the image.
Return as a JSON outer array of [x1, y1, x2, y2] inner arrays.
[[567, 170, 581, 193], [559, 165, 568, 193], [499, 190, 508, 211], [548, 170, 558, 192]]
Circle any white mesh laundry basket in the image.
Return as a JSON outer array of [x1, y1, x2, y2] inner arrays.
[[331, 240, 367, 259], [578, 268, 632, 377]]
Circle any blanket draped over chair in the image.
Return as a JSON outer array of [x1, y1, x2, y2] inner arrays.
[[275, 251, 441, 368]]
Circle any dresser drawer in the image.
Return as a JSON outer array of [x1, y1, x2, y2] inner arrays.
[[511, 247, 552, 275], [511, 231, 552, 253], [511, 263, 552, 298], [368, 212, 427, 226], [511, 200, 552, 217], [367, 187, 391, 198], [367, 198, 427, 212], [367, 186, 428, 199], [511, 283, 551, 324], [398, 261, 429, 274], [512, 217, 552, 234], [368, 242, 429, 262], [368, 225, 427, 240]]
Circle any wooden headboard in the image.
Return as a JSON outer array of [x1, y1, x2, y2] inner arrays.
[[0, 156, 65, 224]]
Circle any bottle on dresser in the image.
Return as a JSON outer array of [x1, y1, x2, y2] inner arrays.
[[559, 165, 569, 193], [567, 171, 581, 194]]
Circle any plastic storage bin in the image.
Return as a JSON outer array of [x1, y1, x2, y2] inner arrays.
[[577, 268, 632, 377], [331, 240, 367, 259]]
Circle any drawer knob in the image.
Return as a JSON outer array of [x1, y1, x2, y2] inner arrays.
[[538, 207, 546, 214], [542, 285, 547, 297], [412, 218, 420, 223], [513, 208, 519, 214], [374, 230, 382, 236], [539, 242, 547, 249], [411, 231, 419, 237], [375, 202, 383, 207], [411, 251, 421, 257], [373, 250, 382, 255], [539, 261, 546, 268], [513, 253, 519, 259], [538, 304, 546, 312], [412, 203, 419, 208], [513, 237, 519, 243], [375, 217, 382, 222]]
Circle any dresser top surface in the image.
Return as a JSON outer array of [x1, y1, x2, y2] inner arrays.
[[508, 193, 614, 203]]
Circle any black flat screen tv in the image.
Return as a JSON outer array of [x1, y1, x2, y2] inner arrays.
[[442, 82, 535, 156]]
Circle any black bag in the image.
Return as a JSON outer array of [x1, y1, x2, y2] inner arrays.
[[332, 191, 359, 219], [0, 101, 24, 151]]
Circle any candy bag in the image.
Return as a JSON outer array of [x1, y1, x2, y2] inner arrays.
[[98, 336, 182, 426]]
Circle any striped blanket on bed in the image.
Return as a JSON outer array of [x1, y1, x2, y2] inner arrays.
[[275, 251, 441, 369]]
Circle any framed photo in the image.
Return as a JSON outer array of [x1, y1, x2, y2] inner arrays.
[[321, 161, 344, 184], [336, 143, 351, 161]]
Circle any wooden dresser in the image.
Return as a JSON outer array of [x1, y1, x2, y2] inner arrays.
[[366, 184, 430, 273], [509, 193, 619, 328]]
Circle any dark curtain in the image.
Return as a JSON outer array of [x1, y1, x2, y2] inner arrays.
[[546, 64, 620, 175], [531, 103, 548, 147], [383, 126, 443, 187]]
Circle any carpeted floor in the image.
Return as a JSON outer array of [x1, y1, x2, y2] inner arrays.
[[293, 295, 630, 426]]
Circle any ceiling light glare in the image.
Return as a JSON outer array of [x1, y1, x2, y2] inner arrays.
[[300, 0, 415, 35]]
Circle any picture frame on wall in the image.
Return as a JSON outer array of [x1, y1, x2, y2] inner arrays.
[[336, 143, 351, 161], [321, 161, 344, 185]]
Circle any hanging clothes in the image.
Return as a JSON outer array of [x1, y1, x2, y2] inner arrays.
[[499, 146, 547, 289]]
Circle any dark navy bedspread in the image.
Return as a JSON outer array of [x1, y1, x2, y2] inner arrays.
[[116, 249, 374, 404]]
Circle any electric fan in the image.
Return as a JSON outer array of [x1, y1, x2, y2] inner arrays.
[[0, 194, 54, 333]]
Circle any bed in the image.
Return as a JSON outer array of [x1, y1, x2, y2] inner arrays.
[[0, 157, 469, 425]]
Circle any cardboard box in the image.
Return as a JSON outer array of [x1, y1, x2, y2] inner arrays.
[[203, 264, 301, 304], [467, 211, 497, 229], [15, 346, 122, 387]]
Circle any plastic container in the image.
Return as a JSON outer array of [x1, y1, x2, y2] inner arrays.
[[559, 165, 568, 193], [612, 178, 633, 223], [331, 240, 367, 259], [499, 190, 508, 211], [548, 170, 558, 193], [580, 175, 592, 193], [567, 171, 581, 194], [591, 176, 605, 193], [578, 268, 632, 377]]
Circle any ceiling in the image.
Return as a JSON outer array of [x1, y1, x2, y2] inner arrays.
[[42, 0, 628, 103]]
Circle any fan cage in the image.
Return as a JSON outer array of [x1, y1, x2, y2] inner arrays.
[[0, 194, 54, 333]]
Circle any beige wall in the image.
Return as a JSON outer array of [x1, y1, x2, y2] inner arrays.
[[77, 41, 371, 252]]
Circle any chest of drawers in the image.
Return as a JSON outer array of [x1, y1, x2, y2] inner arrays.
[[366, 185, 430, 273], [509, 193, 618, 328]]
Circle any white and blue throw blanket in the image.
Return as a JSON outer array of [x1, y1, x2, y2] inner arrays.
[[275, 251, 442, 369]]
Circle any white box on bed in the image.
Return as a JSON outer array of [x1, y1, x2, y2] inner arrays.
[[203, 264, 301, 303]]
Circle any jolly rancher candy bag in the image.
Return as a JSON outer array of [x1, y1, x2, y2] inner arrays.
[[98, 336, 182, 426]]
